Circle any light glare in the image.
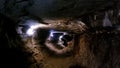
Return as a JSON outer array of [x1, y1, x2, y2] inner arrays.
[[26, 24, 47, 36], [26, 28, 34, 36]]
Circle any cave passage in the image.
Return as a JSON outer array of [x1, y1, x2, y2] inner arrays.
[[0, 0, 120, 68]]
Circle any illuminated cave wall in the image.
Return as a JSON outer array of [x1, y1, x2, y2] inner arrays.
[[0, 0, 120, 68]]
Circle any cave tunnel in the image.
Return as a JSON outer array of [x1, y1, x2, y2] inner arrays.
[[0, 0, 120, 68]]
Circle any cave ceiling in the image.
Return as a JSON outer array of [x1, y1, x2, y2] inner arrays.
[[0, 0, 115, 19]]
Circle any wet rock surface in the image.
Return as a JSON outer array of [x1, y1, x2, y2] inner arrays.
[[0, 0, 120, 68]]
